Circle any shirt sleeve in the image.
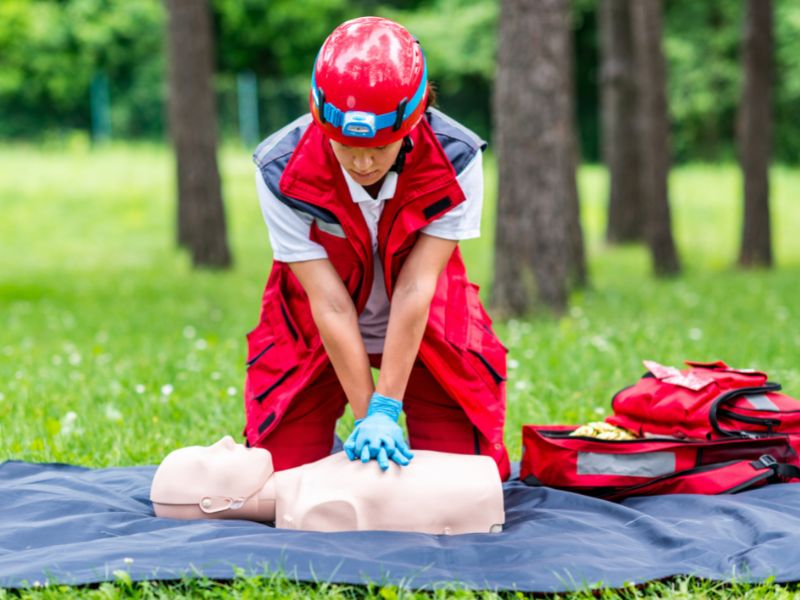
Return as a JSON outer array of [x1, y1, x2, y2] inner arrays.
[[421, 151, 484, 241], [255, 168, 328, 262]]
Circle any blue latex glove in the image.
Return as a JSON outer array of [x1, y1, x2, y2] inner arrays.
[[343, 392, 414, 470]]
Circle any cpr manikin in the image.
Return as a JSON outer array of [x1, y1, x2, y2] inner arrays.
[[150, 436, 504, 535]]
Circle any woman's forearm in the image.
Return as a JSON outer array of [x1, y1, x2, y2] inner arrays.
[[377, 281, 436, 400], [377, 234, 457, 402], [310, 301, 374, 420], [288, 259, 375, 420]]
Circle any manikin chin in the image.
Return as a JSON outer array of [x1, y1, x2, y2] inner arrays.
[[150, 435, 505, 535]]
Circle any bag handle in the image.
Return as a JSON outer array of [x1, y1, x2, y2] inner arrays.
[[708, 383, 783, 438]]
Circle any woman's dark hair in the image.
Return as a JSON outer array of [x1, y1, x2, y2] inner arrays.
[[425, 82, 438, 109]]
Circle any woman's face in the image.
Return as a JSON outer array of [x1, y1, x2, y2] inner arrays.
[[329, 138, 404, 187]]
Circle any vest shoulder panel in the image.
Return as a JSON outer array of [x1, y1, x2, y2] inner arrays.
[[426, 108, 487, 176], [253, 114, 339, 225]]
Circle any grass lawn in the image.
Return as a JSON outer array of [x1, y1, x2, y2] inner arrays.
[[1, 142, 799, 598]]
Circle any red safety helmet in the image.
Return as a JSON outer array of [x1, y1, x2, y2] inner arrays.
[[310, 17, 428, 147]]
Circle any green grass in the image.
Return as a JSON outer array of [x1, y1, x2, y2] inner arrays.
[[1, 142, 800, 598]]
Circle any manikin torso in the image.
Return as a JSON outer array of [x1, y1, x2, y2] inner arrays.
[[150, 436, 504, 535]]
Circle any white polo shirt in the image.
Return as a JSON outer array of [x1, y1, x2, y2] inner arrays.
[[255, 151, 483, 353]]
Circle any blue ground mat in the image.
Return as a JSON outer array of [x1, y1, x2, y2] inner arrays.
[[2, 459, 800, 592]]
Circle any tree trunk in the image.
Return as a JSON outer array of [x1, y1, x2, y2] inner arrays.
[[738, 0, 773, 268], [166, 0, 231, 268], [631, 0, 680, 276], [491, 0, 578, 315], [565, 16, 588, 289], [600, 0, 644, 243]]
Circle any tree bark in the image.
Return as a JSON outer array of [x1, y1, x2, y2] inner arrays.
[[166, 0, 231, 268], [600, 0, 644, 243], [631, 0, 680, 276], [738, 0, 773, 268], [565, 16, 588, 289], [492, 0, 579, 315]]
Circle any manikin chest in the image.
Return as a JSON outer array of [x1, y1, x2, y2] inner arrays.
[[272, 451, 505, 534]]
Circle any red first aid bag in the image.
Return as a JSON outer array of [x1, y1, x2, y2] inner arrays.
[[606, 360, 800, 442], [520, 425, 800, 501]]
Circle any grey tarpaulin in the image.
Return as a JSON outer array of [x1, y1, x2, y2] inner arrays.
[[2, 459, 800, 592]]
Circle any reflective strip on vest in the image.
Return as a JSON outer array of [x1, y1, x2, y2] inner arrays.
[[577, 451, 676, 477], [745, 394, 779, 411], [314, 217, 346, 238]]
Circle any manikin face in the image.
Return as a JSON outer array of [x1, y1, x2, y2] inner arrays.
[[150, 436, 274, 506], [329, 138, 404, 187]]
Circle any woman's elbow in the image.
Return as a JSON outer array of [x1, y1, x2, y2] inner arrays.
[[393, 278, 437, 305], [313, 291, 356, 318]]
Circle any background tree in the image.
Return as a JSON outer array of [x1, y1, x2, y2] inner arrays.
[[166, 0, 231, 268], [738, 0, 774, 268], [565, 18, 588, 289], [600, 0, 643, 243], [5, 0, 800, 168], [492, 0, 581, 315], [631, 0, 680, 276]]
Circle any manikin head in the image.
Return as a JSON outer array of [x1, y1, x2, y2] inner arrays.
[[150, 435, 276, 521]]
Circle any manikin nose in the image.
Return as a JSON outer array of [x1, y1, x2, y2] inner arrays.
[[213, 435, 236, 450]]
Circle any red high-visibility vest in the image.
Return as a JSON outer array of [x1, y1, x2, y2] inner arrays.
[[245, 110, 510, 480]]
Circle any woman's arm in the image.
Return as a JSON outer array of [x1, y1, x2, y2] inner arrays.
[[288, 258, 374, 420], [377, 233, 458, 399]]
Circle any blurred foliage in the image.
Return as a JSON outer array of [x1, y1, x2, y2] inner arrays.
[[664, 1, 743, 162], [0, 0, 164, 139], [0, 0, 799, 163]]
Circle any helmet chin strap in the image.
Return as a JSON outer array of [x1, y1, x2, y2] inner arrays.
[[391, 136, 414, 175]]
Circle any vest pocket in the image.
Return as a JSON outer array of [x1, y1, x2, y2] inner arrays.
[[246, 338, 275, 367], [445, 278, 508, 392], [244, 320, 301, 444], [271, 290, 308, 353], [244, 295, 305, 403]]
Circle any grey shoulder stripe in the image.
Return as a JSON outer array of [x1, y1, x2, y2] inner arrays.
[[314, 218, 346, 239]]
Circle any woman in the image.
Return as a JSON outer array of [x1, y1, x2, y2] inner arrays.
[[244, 16, 510, 480]]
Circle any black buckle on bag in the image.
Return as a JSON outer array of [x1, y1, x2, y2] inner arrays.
[[753, 454, 778, 470]]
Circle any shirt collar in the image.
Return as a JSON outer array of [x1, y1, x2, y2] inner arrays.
[[340, 166, 398, 204]]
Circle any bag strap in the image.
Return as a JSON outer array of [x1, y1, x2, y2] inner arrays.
[[602, 454, 797, 502], [768, 457, 800, 481], [708, 383, 783, 438]]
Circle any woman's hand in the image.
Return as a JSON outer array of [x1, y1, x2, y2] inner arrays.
[[343, 392, 414, 470]]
